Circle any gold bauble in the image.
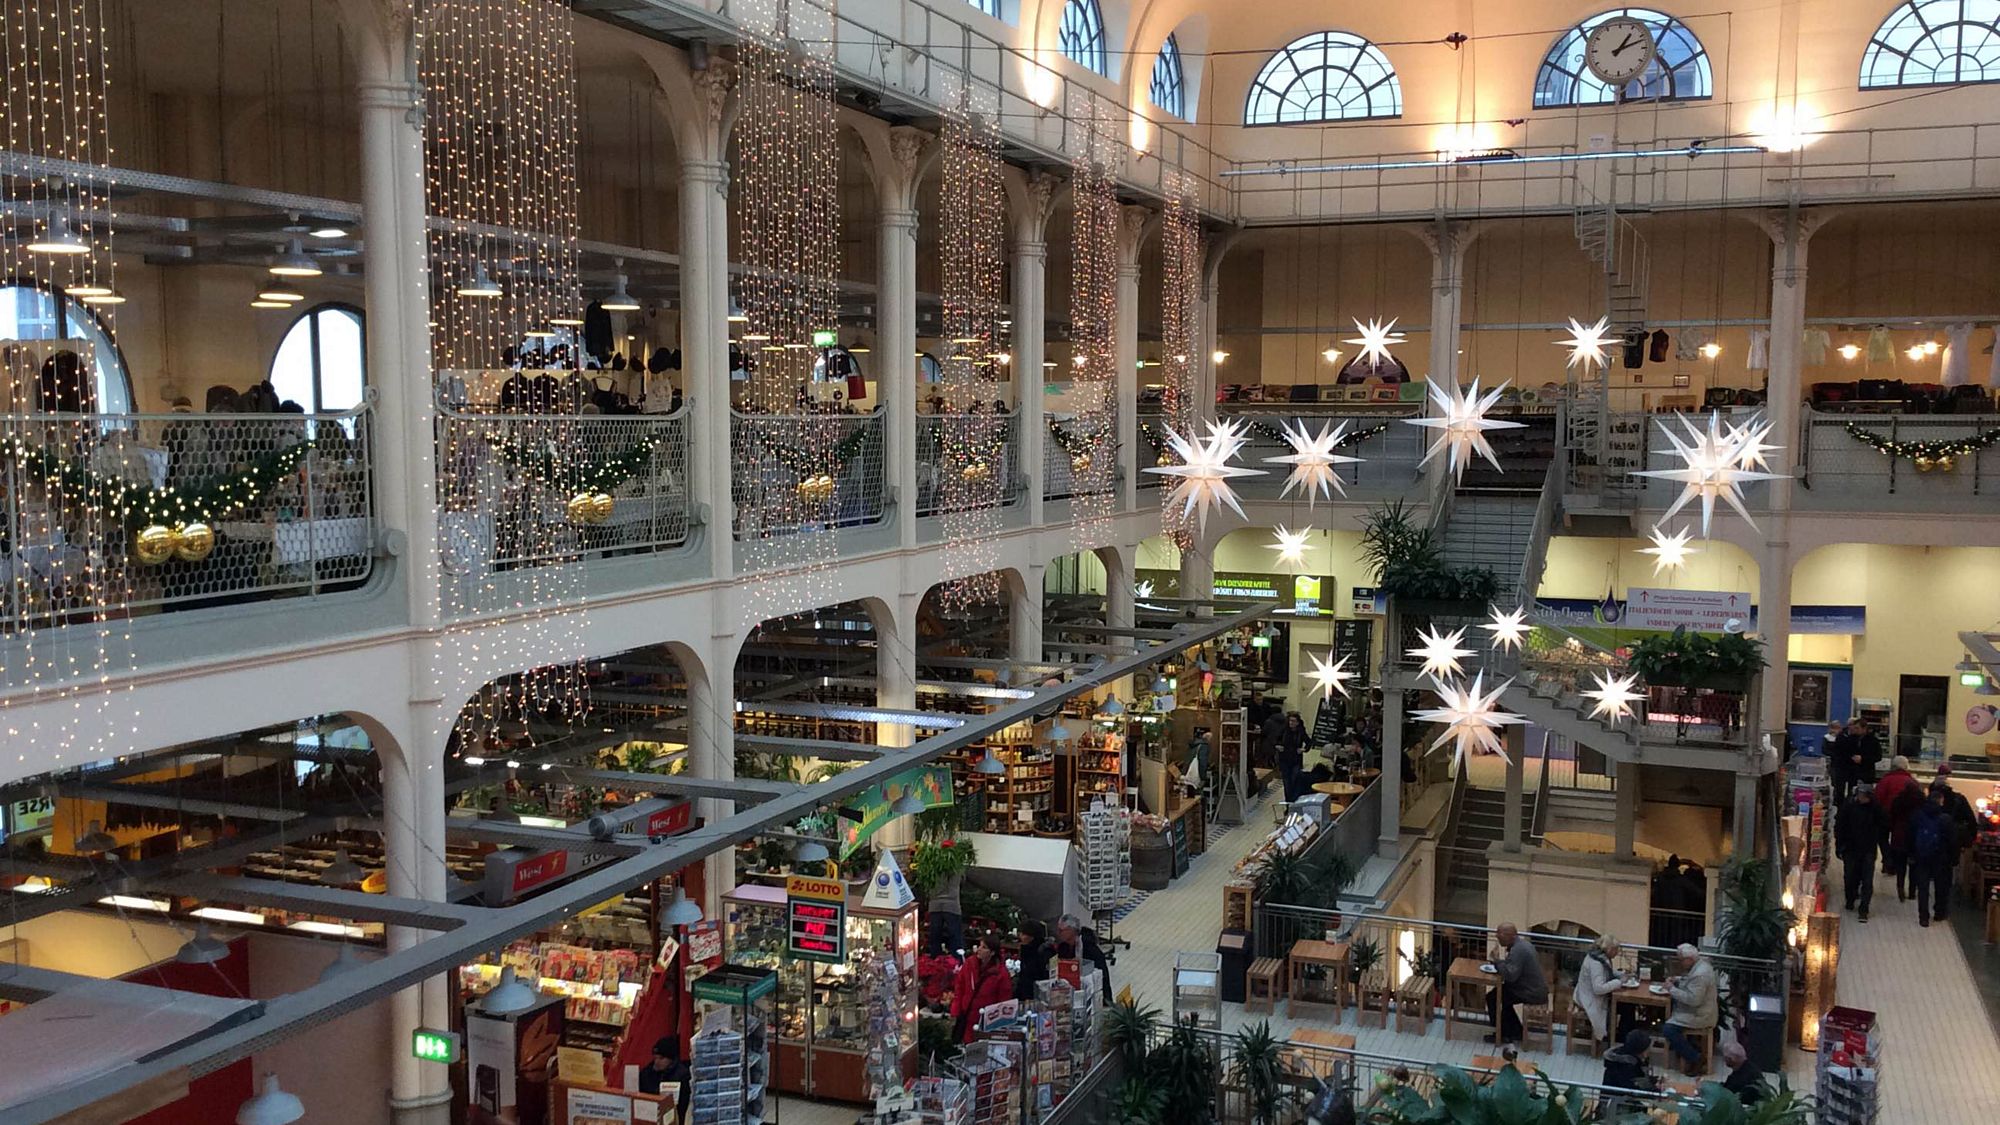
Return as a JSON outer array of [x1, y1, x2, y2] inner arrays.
[[1914, 456, 1936, 473], [566, 493, 595, 524], [173, 522, 215, 563], [134, 524, 177, 566], [587, 493, 616, 523], [814, 474, 837, 503], [1935, 455, 1956, 472], [1156, 452, 1173, 467], [960, 462, 991, 483], [1071, 452, 1092, 474]]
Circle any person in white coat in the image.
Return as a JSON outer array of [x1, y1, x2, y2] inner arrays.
[[1574, 934, 1628, 1048]]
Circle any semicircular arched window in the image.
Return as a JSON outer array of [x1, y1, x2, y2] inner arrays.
[[269, 304, 366, 414], [1862, 0, 2000, 88], [0, 282, 132, 413], [1150, 34, 1187, 118], [1060, 0, 1108, 76], [1534, 8, 1713, 108], [1245, 31, 1402, 125]]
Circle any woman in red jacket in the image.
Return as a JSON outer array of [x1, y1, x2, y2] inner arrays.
[[950, 934, 1014, 1043]]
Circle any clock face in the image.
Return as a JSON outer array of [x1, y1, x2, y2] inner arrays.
[[1584, 17, 1658, 85]]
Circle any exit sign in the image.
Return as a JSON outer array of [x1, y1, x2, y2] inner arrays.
[[413, 1027, 462, 1064]]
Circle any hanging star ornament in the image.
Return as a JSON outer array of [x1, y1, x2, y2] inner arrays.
[[1306, 650, 1356, 700], [1559, 316, 1615, 371], [1134, 580, 1155, 600], [1581, 671, 1647, 725], [1414, 672, 1527, 767], [1632, 411, 1783, 535], [1723, 413, 1779, 472], [1405, 377, 1527, 481], [1483, 606, 1531, 652], [1344, 317, 1404, 366], [1265, 418, 1364, 505], [1267, 525, 1312, 569], [1143, 419, 1265, 532], [1407, 624, 1475, 679], [1638, 524, 1701, 576]]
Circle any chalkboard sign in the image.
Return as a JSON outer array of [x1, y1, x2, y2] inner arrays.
[[1334, 619, 1373, 686], [1169, 812, 1191, 877], [1312, 698, 1344, 746]]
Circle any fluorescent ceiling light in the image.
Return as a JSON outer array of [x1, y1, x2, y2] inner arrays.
[[191, 907, 267, 926], [99, 894, 170, 912]]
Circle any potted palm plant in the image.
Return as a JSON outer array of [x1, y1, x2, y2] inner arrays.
[[1230, 1020, 1289, 1125], [1626, 627, 1765, 691]]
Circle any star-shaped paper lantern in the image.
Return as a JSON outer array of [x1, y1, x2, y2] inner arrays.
[[1559, 316, 1615, 371], [1306, 650, 1356, 700], [1638, 524, 1701, 576], [1632, 412, 1782, 535], [1265, 419, 1364, 505], [1134, 580, 1155, 600], [1483, 606, 1530, 652], [1407, 624, 1475, 679], [1581, 671, 1646, 725], [1405, 377, 1527, 481], [1143, 420, 1265, 532], [1414, 672, 1526, 767], [1267, 525, 1312, 569], [1723, 414, 1779, 472], [1344, 317, 1404, 366]]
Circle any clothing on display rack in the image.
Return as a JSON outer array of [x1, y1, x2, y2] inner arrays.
[[1866, 326, 1894, 364], [1622, 330, 1646, 369], [1940, 322, 1974, 387], [1746, 328, 1770, 370], [1802, 328, 1831, 366], [1649, 329, 1670, 363]]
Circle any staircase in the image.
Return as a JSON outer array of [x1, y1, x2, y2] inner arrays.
[[1438, 785, 1540, 923], [1567, 180, 1651, 502], [1438, 494, 1541, 606]]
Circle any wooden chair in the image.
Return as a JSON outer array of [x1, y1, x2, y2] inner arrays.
[[1653, 1025, 1714, 1076], [1246, 957, 1284, 1015], [1395, 975, 1434, 1034], [1517, 1002, 1555, 1053], [1566, 1003, 1599, 1056], [1356, 971, 1393, 1028]]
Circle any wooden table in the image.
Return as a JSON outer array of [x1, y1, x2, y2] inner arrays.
[[1287, 939, 1351, 1021], [1443, 957, 1498, 1042], [1349, 768, 1381, 786], [1611, 980, 1672, 1034], [1282, 1028, 1356, 1081], [1313, 781, 1366, 799]]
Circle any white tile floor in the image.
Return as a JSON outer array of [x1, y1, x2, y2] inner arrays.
[[774, 805, 2000, 1124]]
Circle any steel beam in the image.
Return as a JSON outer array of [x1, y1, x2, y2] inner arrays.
[[734, 735, 886, 763], [735, 700, 967, 727], [63, 786, 311, 823], [147, 875, 484, 932], [554, 768, 800, 805]]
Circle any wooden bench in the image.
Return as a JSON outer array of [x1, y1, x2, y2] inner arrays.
[[1246, 957, 1285, 1014], [1395, 975, 1434, 1034]]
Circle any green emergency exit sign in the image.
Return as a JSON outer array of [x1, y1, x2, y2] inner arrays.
[[412, 1027, 462, 1064]]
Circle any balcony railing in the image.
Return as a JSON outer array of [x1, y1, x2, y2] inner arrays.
[[915, 412, 1023, 516], [435, 407, 692, 588], [1207, 409, 1426, 498], [2, 406, 374, 638], [731, 409, 887, 538], [1799, 407, 1999, 509]]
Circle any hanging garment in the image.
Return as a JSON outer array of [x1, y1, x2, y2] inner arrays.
[[1940, 323, 1974, 387], [1801, 328, 1831, 366], [1989, 327, 2000, 388], [1622, 330, 1646, 369], [1649, 329, 1670, 363], [1746, 329, 1770, 370], [1866, 326, 1894, 364], [582, 300, 614, 362]]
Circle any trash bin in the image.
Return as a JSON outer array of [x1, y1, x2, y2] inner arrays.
[[1743, 992, 1784, 1072], [1217, 928, 1252, 1004]]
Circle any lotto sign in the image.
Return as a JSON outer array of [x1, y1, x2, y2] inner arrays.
[[786, 874, 847, 962]]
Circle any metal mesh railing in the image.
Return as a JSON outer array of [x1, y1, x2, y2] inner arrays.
[[1207, 409, 1427, 498], [915, 412, 1023, 516], [3, 407, 374, 635], [730, 410, 887, 537], [1800, 407, 1999, 506], [435, 406, 691, 576]]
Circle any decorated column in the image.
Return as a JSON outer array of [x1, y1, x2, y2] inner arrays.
[[1009, 170, 1060, 528], [1115, 206, 1154, 514], [859, 124, 932, 549], [1377, 688, 1404, 856]]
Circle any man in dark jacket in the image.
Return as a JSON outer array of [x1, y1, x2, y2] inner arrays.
[[1055, 913, 1114, 1000], [1845, 719, 1884, 787], [1835, 785, 1883, 921], [1912, 784, 1961, 926]]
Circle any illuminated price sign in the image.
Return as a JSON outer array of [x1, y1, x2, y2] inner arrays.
[[785, 873, 847, 963], [412, 1027, 462, 1064]]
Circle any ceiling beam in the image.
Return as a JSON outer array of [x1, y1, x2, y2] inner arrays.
[[62, 786, 311, 823], [734, 736, 886, 763], [145, 876, 484, 932], [553, 768, 800, 805]]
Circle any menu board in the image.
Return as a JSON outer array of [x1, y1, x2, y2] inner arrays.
[[1169, 812, 1191, 877]]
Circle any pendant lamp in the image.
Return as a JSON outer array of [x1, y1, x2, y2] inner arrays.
[[890, 787, 926, 816], [320, 848, 365, 886], [75, 819, 116, 853], [480, 966, 540, 1014], [317, 943, 363, 984], [268, 238, 322, 278], [176, 922, 230, 965], [661, 886, 704, 928], [26, 219, 89, 255], [792, 838, 831, 865], [236, 1074, 305, 1125], [975, 748, 1007, 775]]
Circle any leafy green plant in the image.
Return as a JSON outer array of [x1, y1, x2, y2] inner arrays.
[[1257, 849, 1358, 909], [1626, 627, 1766, 687], [1673, 1079, 1813, 1125], [916, 1016, 957, 1067], [1715, 855, 1794, 1028], [1146, 1016, 1217, 1124], [1370, 1066, 1582, 1125], [1349, 936, 1383, 983], [1103, 999, 1160, 1070], [1231, 1020, 1289, 1125], [909, 836, 977, 899], [1361, 502, 1502, 604], [840, 843, 876, 881], [1110, 1077, 1167, 1125]]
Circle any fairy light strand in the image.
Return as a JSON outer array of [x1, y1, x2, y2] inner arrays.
[[1065, 91, 1122, 545], [1157, 167, 1201, 551]]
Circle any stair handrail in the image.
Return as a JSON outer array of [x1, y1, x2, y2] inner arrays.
[[1514, 458, 1564, 612], [1530, 730, 1555, 842]]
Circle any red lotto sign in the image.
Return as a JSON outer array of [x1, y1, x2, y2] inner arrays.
[[787, 897, 846, 962]]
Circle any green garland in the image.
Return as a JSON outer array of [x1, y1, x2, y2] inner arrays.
[[1843, 420, 2000, 466], [489, 431, 669, 494], [753, 423, 876, 477], [1138, 419, 1388, 456], [3, 438, 315, 530]]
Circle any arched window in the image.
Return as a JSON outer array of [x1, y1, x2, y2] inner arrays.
[[1245, 31, 1401, 125], [1059, 0, 1107, 75], [965, 0, 1001, 17], [1150, 34, 1187, 118], [0, 282, 131, 412], [269, 304, 365, 414], [1534, 8, 1712, 107], [1862, 0, 2000, 88]]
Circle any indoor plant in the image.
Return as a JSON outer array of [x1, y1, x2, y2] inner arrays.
[[1230, 1019, 1289, 1125], [909, 835, 977, 900], [1625, 627, 1765, 690], [1103, 999, 1161, 1071], [1145, 1015, 1217, 1124], [1348, 936, 1383, 986], [1714, 855, 1795, 1026], [1360, 501, 1501, 608]]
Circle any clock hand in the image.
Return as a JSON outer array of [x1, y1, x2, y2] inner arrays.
[[1612, 34, 1637, 55]]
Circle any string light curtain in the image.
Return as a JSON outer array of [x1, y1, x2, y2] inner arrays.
[[1157, 167, 1201, 551], [423, 0, 589, 742], [731, 0, 843, 610], [0, 0, 137, 764], [935, 78, 1006, 607], [1065, 91, 1122, 544]]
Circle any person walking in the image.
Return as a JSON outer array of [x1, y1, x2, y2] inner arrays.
[[1875, 756, 1923, 902], [1825, 721, 1855, 806], [1835, 785, 1883, 922], [1483, 923, 1548, 1045], [950, 935, 1014, 1043], [1574, 934, 1627, 1049], [927, 864, 965, 955], [1661, 944, 1719, 1077], [1911, 783, 1962, 927]]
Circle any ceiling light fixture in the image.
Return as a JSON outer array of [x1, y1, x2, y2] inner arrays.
[[176, 922, 231, 965], [1559, 316, 1615, 371], [661, 886, 705, 927], [480, 966, 540, 1014], [792, 839, 831, 865], [317, 943, 364, 984], [80, 291, 126, 305], [258, 287, 305, 303], [456, 263, 502, 298], [1837, 343, 1860, 361], [268, 238, 323, 278], [1483, 606, 1531, 652], [250, 300, 292, 310], [236, 1073, 305, 1125], [1406, 376, 1526, 481], [1639, 524, 1701, 575], [308, 226, 348, 239], [1266, 418, 1364, 505], [26, 219, 90, 255], [75, 820, 116, 853], [63, 282, 113, 298], [975, 748, 1008, 775], [320, 848, 365, 886], [602, 265, 641, 312]]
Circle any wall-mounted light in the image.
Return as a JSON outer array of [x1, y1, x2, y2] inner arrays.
[[1837, 343, 1860, 361], [1700, 342, 1722, 359]]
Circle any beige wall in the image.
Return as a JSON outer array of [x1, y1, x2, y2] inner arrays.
[[0, 911, 186, 977], [1538, 534, 1762, 604], [1486, 845, 1655, 936]]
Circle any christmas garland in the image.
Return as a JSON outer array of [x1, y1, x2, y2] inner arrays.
[[1138, 419, 1388, 455], [1048, 421, 1118, 462], [1842, 420, 2000, 470], [3, 438, 315, 530], [753, 422, 877, 477], [489, 430, 671, 495]]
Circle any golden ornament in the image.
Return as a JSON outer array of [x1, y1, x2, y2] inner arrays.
[[1935, 454, 1956, 472], [1914, 456, 1936, 473], [566, 493, 596, 524], [134, 524, 178, 566], [587, 493, 616, 522], [797, 474, 836, 504], [960, 462, 991, 484], [173, 522, 216, 563], [1071, 452, 1092, 474], [1156, 452, 1173, 467]]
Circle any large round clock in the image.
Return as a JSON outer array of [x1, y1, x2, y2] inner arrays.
[[1583, 16, 1658, 86]]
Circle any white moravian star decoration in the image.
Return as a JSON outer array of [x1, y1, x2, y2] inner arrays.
[[1144, 419, 1265, 532], [1134, 580, 1155, 600], [1267, 525, 1312, 569], [1305, 650, 1356, 700], [1414, 672, 1527, 767], [1559, 316, 1615, 371], [1265, 418, 1364, 505], [1405, 377, 1527, 481], [1407, 624, 1475, 679], [1581, 671, 1647, 725], [1344, 317, 1405, 366], [1723, 414, 1779, 472], [1632, 411, 1783, 535], [1638, 524, 1701, 576], [1483, 606, 1531, 652]]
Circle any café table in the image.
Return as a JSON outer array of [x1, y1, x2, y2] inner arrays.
[[1313, 781, 1366, 800], [1287, 938, 1351, 1021], [1282, 1027, 1356, 1083], [1443, 956, 1499, 1042]]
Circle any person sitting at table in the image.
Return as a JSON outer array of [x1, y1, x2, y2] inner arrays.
[[1484, 923, 1548, 1045], [1662, 943, 1719, 1076], [1720, 1040, 1766, 1106], [1601, 1028, 1661, 1096], [1574, 934, 1627, 1050]]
